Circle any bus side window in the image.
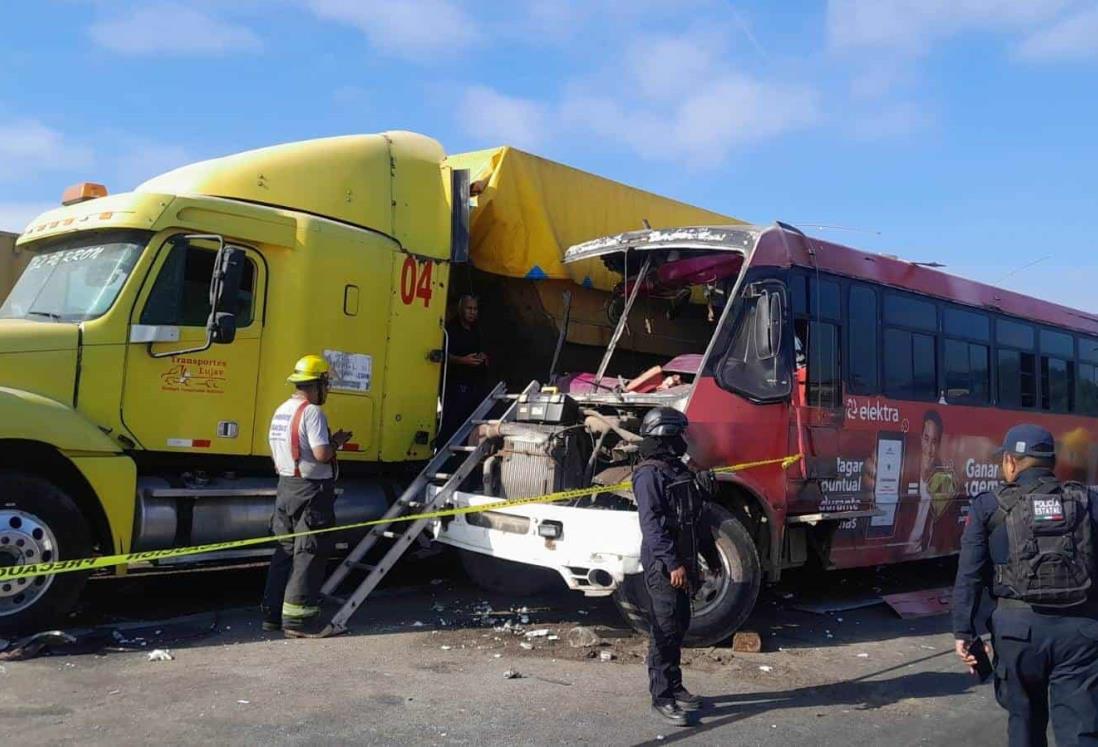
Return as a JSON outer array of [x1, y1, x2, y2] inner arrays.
[[848, 285, 878, 394], [807, 320, 841, 408], [1040, 329, 1074, 412], [996, 319, 1036, 409], [1078, 338, 1098, 415]]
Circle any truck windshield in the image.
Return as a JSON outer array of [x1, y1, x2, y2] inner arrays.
[[0, 230, 151, 322]]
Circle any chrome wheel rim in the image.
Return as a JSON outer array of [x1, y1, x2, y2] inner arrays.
[[0, 509, 58, 618]]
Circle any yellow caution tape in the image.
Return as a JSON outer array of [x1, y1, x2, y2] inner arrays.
[[0, 454, 801, 582]]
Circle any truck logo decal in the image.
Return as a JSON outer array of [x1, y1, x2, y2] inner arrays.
[[160, 356, 227, 394]]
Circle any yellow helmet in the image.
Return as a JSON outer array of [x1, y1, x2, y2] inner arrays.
[[287, 354, 330, 384]]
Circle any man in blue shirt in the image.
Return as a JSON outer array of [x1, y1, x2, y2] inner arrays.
[[953, 424, 1098, 746]]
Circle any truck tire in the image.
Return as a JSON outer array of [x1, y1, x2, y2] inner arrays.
[[458, 550, 562, 596], [612, 503, 761, 647], [0, 472, 92, 635]]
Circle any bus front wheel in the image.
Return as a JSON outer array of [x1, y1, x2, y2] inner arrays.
[[612, 503, 761, 647], [0, 472, 92, 635]]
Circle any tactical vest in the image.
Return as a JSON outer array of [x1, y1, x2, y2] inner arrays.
[[637, 458, 706, 581], [991, 477, 1094, 608]]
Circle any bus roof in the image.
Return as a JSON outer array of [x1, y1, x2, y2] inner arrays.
[[758, 224, 1098, 338]]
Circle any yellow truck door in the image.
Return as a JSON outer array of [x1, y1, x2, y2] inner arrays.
[[121, 234, 266, 454]]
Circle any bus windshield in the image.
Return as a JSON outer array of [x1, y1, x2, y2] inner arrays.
[[0, 230, 151, 322]]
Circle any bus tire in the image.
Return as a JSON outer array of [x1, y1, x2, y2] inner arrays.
[[612, 503, 761, 647], [0, 472, 92, 635], [458, 550, 562, 596]]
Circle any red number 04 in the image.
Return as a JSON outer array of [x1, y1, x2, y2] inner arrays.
[[399, 256, 433, 308]]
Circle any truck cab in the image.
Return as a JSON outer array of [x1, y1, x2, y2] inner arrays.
[[0, 131, 466, 633]]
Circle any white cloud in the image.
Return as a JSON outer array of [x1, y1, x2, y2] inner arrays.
[[307, 0, 478, 58], [89, 3, 262, 56], [827, 0, 1070, 54], [0, 120, 94, 181], [556, 31, 818, 164], [0, 202, 56, 233], [1018, 5, 1098, 60], [460, 86, 548, 149]]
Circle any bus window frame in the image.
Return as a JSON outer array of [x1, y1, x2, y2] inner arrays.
[[994, 315, 1039, 411], [881, 289, 940, 403], [711, 267, 794, 405]]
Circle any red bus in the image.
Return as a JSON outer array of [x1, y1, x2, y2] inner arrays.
[[435, 222, 1098, 645]]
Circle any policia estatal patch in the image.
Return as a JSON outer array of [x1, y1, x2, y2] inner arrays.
[[1033, 496, 1065, 522]]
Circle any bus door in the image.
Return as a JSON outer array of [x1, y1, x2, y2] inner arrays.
[[788, 273, 876, 563]]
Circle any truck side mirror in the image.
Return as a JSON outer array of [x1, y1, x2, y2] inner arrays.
[[211, 312, 237, 344], [208, 246, 245, 345]]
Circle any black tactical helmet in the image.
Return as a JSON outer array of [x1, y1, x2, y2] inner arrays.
[[639, 407, 689, 438]]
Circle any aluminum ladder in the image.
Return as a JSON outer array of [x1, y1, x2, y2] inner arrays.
[[319, 380, 530, 634]]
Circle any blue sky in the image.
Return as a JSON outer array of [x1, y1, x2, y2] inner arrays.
[[3, 1, 1097, 309]]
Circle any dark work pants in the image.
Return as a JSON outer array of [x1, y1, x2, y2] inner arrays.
[[645, 563, 692, 705], [439, 382, 481, 445], [991, 605, 1098, 747], [261, 477, 336, 627]]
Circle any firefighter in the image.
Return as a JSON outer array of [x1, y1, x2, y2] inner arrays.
[[952, 424, 1098, 746], [261, 355, 352, 638], [632, 407, 721, 727]]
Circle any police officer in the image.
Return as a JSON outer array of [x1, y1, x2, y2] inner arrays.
[[633, 407, 721, 727], [261, 355, 352, 638], [953, 424, 1098, 746]]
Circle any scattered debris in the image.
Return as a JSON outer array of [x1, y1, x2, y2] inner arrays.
[[732, 630, 763, 653], [411, 621, 425, 627], [856, 653, 870, 658], [237, 700, 250, 705], [525, 629, 551, 638], [547, 635, 560, 642], [107, 689, 120, 695], [503, 669, 524, 679], [566, 626, 601, 649], [791, 593, 883, 615], [599, 650, 615, 662], [758, 665, 773, 673], [147, 649, 174, 662], [519, 642, 534, 650], [440, 645, 453, 651], [881, 587, 952, 619], [0, 631, 78, 661], [493, 653, 502, 659], [520, 615, 530, 624]]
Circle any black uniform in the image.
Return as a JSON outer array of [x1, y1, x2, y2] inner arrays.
[[953, 466, 1098, 746], [634, 447, 720, 708], [439, 320, 487, 443]]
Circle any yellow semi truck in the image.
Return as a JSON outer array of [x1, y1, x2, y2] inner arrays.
[[0, 132, 735, 633]]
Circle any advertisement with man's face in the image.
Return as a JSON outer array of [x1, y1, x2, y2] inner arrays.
[[806, 395, 1098, 569]]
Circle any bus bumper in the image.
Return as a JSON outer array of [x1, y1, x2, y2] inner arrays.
[[429, 490, 642, 597]]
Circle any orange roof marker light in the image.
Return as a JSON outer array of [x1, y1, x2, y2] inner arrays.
[[61, 182, 108, 206]]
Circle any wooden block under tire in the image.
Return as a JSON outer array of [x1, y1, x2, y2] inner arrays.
[[731, 630, 762, 653]]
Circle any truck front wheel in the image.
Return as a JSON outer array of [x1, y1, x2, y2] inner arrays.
[[0, 472, 92, 635], [612, 503, 761, 647]]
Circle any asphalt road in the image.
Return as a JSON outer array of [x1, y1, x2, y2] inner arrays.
[[0, 556, 1009, 746]]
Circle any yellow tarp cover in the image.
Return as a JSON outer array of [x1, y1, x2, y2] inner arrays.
[[446, 147, 743, 292]]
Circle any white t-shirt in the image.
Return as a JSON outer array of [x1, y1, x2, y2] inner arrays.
[[269, 396, 333, 479]]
